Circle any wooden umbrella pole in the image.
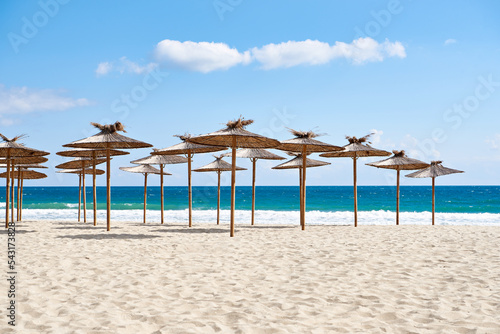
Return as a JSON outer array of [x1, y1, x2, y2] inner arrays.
[[217, 171, 221, 225], [82, 163, 87, 223], [301, 147, 307, 230], [251, 158, 256, 225], [106, 146, 111, 231], [17, 167, 21, 221], [230, 137, 236, 237], [299, 167, 302, 227], [396, 169, 400, 226], [160, 164, 164, 224], [78, 173, 81, 222], [188, 151, 192, 227], [432, 177, 435, 226], [20, 175, 24, 221], [353, 157, 358, 227], [92, 151, 97, 226], [11, 163, 15, 223], [5, 150, 10, 228], [143, 173, 148, 224]]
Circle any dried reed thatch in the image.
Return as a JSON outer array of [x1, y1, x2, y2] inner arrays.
[[272, 155, 330, 169], [320, 134, 390, 158], [405, 161, 464, 179], [0, 134, 50, 157], [189, 117, 280, 149], [120, 164, 171, 175], [55, 157, 107, 169], [366, 150, 429, 170], [278, 128, 342, 153], [63, 122, 152, 149], [0, 169, 47, 180], [0, 156, 49, 164], [224, 148, 285, 160], [1, 163, 47, 169], [153, 134, 226, 155], [132, 151, 188, 165], [193, 155, 246, 173], [57, 168, 105, 175], [56, 148, 130, 158]]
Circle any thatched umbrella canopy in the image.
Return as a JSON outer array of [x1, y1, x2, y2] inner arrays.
[[0, 169, 47, 179], [56, 157, 107, 223], [0, 163, 47, 169], [223, 149, 285, 226], [189, 117, 280, 237], [120, 164, 171, 224], [320, 134, 390, 227], [193, 155, 246, 225], [0, 156, 49, 164], [153, 135, 225, 228], [57, 168, 105, 175], [277, 129, 342, 230], [132, 150, 188, 224], [367, 150, 429, 225], [406, 161, 464, 225], [63, 122, 152, 231], [0, 134, 50, 228], [57, 148, 129, 226]]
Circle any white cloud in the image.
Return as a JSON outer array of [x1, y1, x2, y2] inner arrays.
[[0, 85, 90, 115], [444, 39, 457, 46], [154, 39, 251, 73], [252, 38, 406, 69], [95, 57, 158, 76], [151, 38, 406, 72], [486, 134, 500, 150]]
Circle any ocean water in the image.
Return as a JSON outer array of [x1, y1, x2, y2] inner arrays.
[[2, 186, 499, 225]]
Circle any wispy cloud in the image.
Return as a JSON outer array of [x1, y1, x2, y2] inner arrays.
[[149, 38, 406, 73], [0, 85, 90, 125], [486, 134, 500, 150], [96, 57, 158, 76], [154, 40, 251, 73], [444, 38, 457, 46]]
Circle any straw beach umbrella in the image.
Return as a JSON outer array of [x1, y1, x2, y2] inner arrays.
[[131, 151, 188, 224], [0, 134, 49, 228], [63, 122, 152, 231], [224, 149, 285, 225], [406, 161, 464, 225], [189, 117, 280, 237], [367, 150, 429, 225], [320, 134, 390, 227], [56, 157, 106, 223], [120, 164, 171, 224], [193, 155, 246, 225], [152, 135, 225, 227], [273, 154, 330, 219], [277, 129, 342, 230], [57, 148, 129, 226]]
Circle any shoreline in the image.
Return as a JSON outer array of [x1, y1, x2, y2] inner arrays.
[[1, 220, 499, 333]]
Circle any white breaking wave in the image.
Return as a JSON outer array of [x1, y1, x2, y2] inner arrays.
[[15, 209, 500, 226]]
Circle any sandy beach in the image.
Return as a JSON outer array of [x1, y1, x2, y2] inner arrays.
[[1, 220, 500, 333]]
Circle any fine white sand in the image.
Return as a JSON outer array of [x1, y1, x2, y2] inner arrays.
[[1, 220, 500, 333]]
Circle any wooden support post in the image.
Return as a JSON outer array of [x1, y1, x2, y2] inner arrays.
[[353, 157, 358, 227], [188, 152, 192, 227], [217, 171, 221, 225], [251, 158, 256, 225], [143, 173, 148, 224], [5, 150, 10, 228], [78, 173, 81, 222], [432, 177, 435, 226], [160, 164, 164, 224], [301, 147, 307, 230], [93, 151, 97, 226], [396, 169, 400, 226], [230, 138, 236, 237], [82, 163, 87, 223], [106, 146, 111, 231]]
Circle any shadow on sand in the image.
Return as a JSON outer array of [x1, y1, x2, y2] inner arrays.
[[58, 233, 161, 240], [152, 228, 227, 234]]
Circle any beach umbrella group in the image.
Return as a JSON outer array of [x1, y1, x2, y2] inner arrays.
[[63, 122, 152, 231], [0, 134, 49, 228]]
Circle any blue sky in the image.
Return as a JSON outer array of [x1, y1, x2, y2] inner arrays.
[[1, 0, 499, 186]]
